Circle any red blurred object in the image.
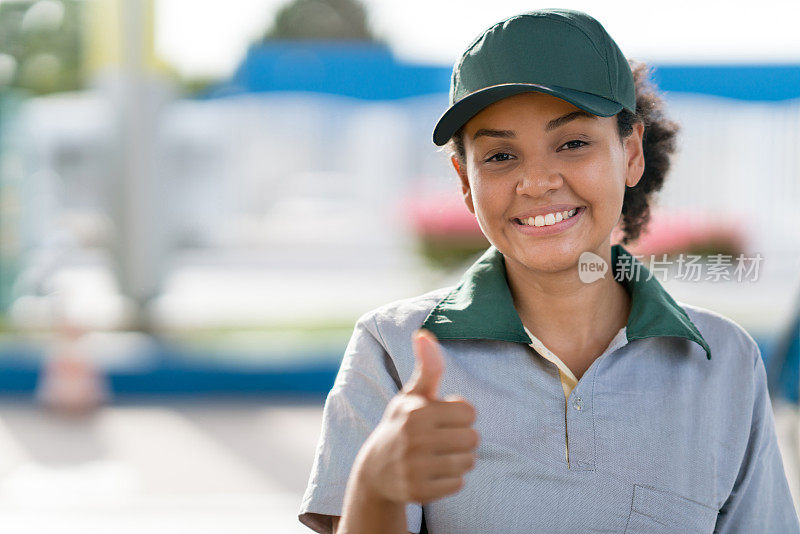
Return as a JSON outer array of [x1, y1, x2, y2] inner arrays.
[[617, 208, 747, 257], [36, 319, 110, 415], [400, 188, 481, 237]]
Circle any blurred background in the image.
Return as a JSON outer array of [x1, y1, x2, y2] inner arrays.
[[0, 0, 799, 531]]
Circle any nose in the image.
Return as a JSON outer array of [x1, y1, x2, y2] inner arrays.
[[516, 162, 564, 196]]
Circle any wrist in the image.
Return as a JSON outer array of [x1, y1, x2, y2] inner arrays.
[[351, 443, 393, 504], [341, 447, 408, 534]]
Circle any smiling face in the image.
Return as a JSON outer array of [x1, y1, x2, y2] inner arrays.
[[452, 91, 645, 275]]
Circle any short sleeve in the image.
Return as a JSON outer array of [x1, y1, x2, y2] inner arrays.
[[298, 312, 423, 533], [714, 342, 800, 532]]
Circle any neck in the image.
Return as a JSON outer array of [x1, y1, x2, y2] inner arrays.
[[504, 244, 630, 353]]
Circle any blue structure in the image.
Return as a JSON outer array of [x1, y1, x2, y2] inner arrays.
[[205, 41, 800, 104], [0, 334, 784, 401], [205, 41, 451, 100], [652, 64, 800, 102]]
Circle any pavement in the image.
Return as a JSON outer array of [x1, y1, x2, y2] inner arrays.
[[0, 397, 796, 533], [0, 398, 324, 534]]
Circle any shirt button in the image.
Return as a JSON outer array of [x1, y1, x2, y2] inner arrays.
[[573, 397, 583, 411]]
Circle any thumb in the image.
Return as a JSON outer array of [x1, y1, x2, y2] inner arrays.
[[404, 328, 445, 400]]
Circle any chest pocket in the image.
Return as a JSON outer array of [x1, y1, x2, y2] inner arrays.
[[624, 484, 719, 534]]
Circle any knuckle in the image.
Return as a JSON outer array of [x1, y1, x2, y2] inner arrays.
[[445, 403, 466, 422], [463, 402, 477, 422], [442, 454, 457, 471], [468, 428, 480, 448], [409, 431, 429, 451], [452, 454, 467, 472], [466, 452, 476, 470], [399, 425, 427, 453], [406, 404, 429, 424], [454, 453, 473, 472]]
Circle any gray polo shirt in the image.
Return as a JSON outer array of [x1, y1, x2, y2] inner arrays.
[[299, 244, 800, 533]]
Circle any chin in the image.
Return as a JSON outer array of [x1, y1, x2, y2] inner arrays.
[[504, 243, 583, 273], [532, 254, 581, 273]]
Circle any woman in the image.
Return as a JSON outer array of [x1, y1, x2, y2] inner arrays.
[[299, 8, 800, 534]]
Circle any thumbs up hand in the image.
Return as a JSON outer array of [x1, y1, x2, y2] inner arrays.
[[353, 329, 480, 505], [404, 328, 445, 400]]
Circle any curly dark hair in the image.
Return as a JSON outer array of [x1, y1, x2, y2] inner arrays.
[[444, 59, 680, 245]]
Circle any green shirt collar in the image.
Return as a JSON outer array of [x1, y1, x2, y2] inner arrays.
[[421, 244, 711, 360]]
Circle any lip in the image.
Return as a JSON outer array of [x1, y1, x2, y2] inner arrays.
[[512, 206, 585, 236], [510, 204, 583, 220]]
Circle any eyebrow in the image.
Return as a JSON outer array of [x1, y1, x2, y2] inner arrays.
[[544, 110, 598, 132], [472, 128, 515, 141], [471, 110, 598, 141]]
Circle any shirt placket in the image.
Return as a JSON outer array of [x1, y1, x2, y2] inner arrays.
[[565, 379, 595, 471], [564, 331, 629, 470], [525, 325, 628, 470], [525, 331, 578, 467]]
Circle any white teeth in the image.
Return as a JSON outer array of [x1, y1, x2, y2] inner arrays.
[[519, 208, 579, 227]]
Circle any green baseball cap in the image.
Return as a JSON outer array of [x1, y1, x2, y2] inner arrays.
[[432, 8, 636, 146]]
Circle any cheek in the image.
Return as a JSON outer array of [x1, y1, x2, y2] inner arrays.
[[467, 170, 501, 204], [575, 155, 626, 205], [469, 181, 493, 219]]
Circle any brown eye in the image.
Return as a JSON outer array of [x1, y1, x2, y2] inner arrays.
[[559, 140, 588, 151], [485, 152, 514, 163]]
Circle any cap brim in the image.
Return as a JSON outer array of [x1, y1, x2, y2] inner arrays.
[[432, 83, 623, 146]]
